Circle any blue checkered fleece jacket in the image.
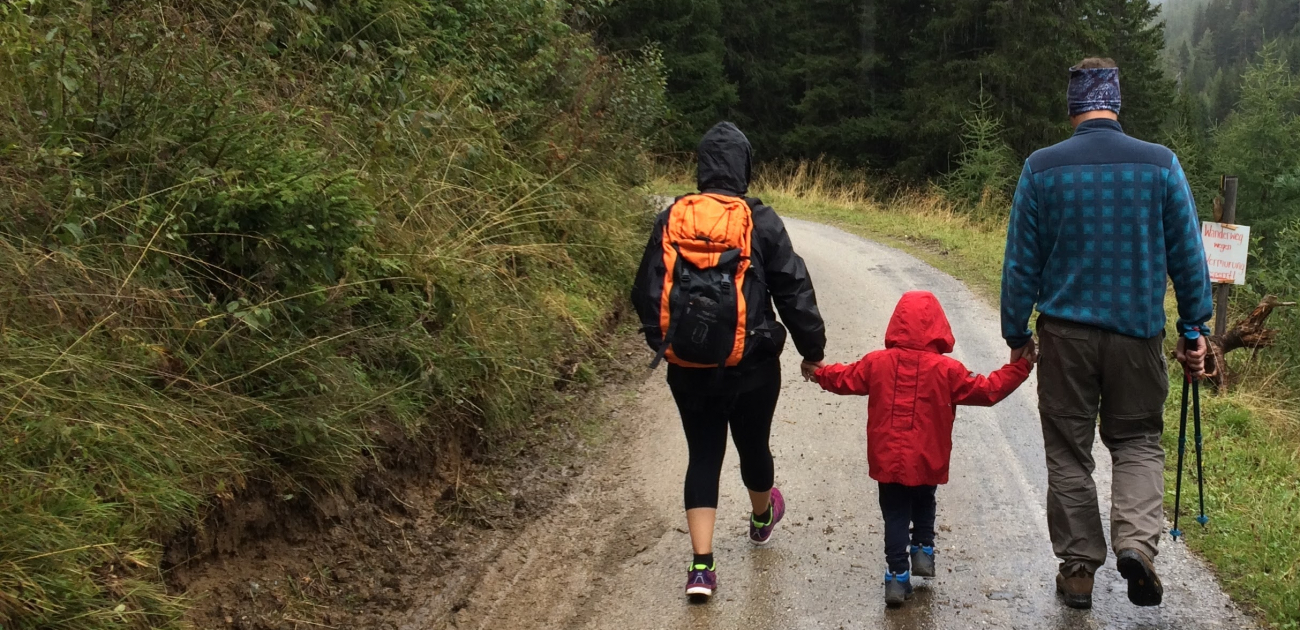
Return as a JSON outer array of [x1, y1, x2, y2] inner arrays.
[[1001, 119, 1214, 349]]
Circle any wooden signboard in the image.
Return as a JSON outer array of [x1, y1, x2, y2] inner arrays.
[[1202, 221, 1251, 286]]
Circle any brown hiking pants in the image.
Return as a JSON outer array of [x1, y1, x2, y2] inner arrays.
[[1036, 316, 1168, 575]]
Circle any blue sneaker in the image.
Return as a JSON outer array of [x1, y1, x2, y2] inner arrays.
[[884, 570, 913, 606], [685, 562, 718, 600], [910, 545, 936, 577], [748, 487, 785, 546]]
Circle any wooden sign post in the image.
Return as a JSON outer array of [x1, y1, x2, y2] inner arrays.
[[1199, 176, 1294, 393], [1212, 176, 1239, 337]]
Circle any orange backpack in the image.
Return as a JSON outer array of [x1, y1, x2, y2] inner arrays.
[[650, 194, 754, 369]]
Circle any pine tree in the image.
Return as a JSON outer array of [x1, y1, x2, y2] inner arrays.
[[1189, 29, 1217, 94], [1210, 44, 1300, 236], [600, 0, 737, 151], [1162, 0, 1212, 51], [1085, 0, 1176, 142], [781, 0, 908, 167], [717, 0, 802, 156], [942, 88, 1018, 213], [900, 0, 1089, 174], [601, 0, 1184, 176], [1163, 0, 1300, 125], [1163, 88, 1217, 208]]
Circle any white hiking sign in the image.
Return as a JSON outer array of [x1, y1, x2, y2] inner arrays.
[[1201, 221, 1251, 286]]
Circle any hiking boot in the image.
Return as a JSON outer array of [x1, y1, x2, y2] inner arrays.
[[685, 562, 718, 601], [1055, 566, 1094, 610], [748, 487, 785, 546], [883, 570, 914, 606], [910, 545, 936, 577], [1116, 548, 1163, 607]]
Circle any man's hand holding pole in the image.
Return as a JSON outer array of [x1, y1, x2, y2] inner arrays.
[[1176, 333, 1208, 379]]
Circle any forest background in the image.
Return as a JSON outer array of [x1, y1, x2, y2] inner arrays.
[[3, 0, 1298, 628]]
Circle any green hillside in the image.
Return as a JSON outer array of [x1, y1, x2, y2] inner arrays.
[[0, 1, 662, 627]]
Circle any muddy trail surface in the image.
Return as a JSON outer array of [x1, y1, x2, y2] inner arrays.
[[403, 218, 1255, 630]]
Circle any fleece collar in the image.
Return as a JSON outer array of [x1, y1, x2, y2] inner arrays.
[[1072, 118, 1125, 137]]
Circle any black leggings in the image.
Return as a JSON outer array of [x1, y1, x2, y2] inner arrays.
[[878, 482, 938, 573], [669, 370, 781, 511]]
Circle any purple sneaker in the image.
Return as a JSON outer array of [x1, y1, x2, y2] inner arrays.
[[685, 563, 717, 600], [748, 487, 785, 546]]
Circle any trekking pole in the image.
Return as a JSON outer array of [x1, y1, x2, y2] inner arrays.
[[1171, 373, 1191, 540], [1193, 377, 1209, 527]]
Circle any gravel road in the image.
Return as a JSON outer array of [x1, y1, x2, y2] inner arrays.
[[401, 217, 1255, 630]]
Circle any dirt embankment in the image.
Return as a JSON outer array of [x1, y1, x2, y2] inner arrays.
[[167, 328, 651, 630]]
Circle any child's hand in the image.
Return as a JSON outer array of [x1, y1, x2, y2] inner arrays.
[[1011, 338, 1037, 365], [1021, 343, 1039, 366], [801, 360, 825, 382]]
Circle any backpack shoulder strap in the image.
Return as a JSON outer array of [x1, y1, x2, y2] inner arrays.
[[648, 244, 692, 370]]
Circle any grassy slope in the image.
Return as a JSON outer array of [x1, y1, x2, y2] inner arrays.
[[0, 2, 662, 628], [657, 163, 1299, 628]]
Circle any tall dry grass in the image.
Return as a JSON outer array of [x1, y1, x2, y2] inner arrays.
[[0, 1, 664, 627]]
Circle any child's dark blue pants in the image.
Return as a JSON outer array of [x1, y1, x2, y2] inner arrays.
[[878, 482, 938, 573]]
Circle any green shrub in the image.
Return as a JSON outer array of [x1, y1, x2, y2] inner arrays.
[[941, 90, 1018, 217], [0, 1, 666, 627]]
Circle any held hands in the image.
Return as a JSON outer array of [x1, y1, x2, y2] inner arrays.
[[1010, 338, 1038, 366], [1176, 335, 1208, 380], [801, 360, 825, 382]]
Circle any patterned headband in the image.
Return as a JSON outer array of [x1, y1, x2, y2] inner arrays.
[[1068, 67, 1121, 117]]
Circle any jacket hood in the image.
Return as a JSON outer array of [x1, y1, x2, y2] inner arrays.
[[884, 291, 956, 354], [697, 122, 752, 196]]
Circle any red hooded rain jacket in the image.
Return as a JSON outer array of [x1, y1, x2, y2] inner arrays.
[[814, 291, 1031, 486]]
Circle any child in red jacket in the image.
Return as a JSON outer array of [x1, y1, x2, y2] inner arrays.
[[812, 291, 1033, 606]]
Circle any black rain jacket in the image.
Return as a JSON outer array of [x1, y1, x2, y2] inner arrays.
[[631, 122, 826, 391]]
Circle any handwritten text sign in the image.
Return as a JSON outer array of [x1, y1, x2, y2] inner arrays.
[[1202, 221, 1251, 285]]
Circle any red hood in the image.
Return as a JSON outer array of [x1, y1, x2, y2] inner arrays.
[[884, 291, 955, 354]]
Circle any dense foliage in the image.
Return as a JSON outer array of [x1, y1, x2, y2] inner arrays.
[[0, 1, 664, 627], [1162, 0, 1300, 396], [1164, 0, 1300, 123], [601, 0, 1173, 177]]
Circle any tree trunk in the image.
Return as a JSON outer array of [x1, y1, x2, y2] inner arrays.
[[1203, 295, 1295, 393]]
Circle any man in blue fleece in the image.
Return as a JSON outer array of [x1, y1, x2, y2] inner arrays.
[[1000, 58, 1213, 611]]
